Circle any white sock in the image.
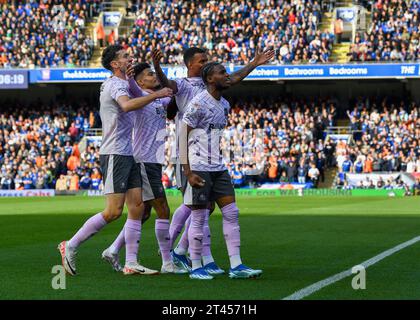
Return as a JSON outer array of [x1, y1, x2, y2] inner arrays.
[[229, 255, 242, 269], [191, 259, 202, 270], [174, 245, 187, 256], [202, 255, 215, 266]]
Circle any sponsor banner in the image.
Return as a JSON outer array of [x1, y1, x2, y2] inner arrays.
[[27, 63, 420, 84], [29, 68, 112, 83], [0, 70, 28, 89], [78, 188, 406, 197], [229, 63, 420, 80], [258, 182, 312, 189], [336, 8, 356, 22], [103, 12, 121, 27], [0, 189, 55, 197], [82, 190, 104, 197]]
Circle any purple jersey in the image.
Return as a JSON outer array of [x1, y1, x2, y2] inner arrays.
[[99, 76, 134, 156], [182, 90, 230, 172], [129, 81, 171, 164], [173, 77, 207, 158]]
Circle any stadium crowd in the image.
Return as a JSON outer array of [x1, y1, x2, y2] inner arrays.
[[120, 0, 335, 65], [1, 96, 419, 191], [348, 0, 420, 62], [0, 101, 102, 191], [335, 97, 420, 175], [0, 0, 101, 68]]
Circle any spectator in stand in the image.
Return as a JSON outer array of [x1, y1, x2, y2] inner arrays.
[[79, 172, 91, 190], [334, 17, 344, 44], [69, 171, 79, 191], [308, 162, 320, 187], [341, 155, 353, 173], [55, 174, 68, 191], [413, 178, 420, 195], [232, 165, 245, 188], [297, 160, 307, 184]]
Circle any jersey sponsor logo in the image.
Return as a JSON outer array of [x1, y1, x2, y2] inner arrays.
[[209, 123, 225, 130], [155, 105, 167, 119]]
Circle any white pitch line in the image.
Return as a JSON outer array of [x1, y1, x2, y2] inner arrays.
[[283, 235, 420, 300]]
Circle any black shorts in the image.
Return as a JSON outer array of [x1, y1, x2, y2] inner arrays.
[[100, 155, 142, 194], [182, 170, 235, 206], [138, 162, 165, 201]]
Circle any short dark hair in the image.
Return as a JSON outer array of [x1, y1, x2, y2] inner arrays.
[[201, 62, 220, 84], [183, 47, 206, 65], [133, 62, 151, 79], [101, 45, 124, 71]]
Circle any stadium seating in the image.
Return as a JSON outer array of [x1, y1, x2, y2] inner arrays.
[[348, 0, 420, 62], [119, 0, 335, 65], [0, 0, 101, 68], [0, 94, 418, 191], [0, 101, 101, 190]]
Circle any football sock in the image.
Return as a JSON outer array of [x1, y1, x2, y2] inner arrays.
[[202, 209, 215, 265], [221, 203, 242, 269], [188, 208, 206, 270], [155, 219, 171, 265], [109, 227, 125, 254], [169, 204, 191, 249], [174, 215, 191, 256], [124, 219, 142, 264], [69, 212, 107, 249]]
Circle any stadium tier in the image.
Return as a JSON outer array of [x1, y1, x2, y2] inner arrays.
[[1, 96, 418, 192], [0, 0, 102, 68], [349, 0, 420, 62]]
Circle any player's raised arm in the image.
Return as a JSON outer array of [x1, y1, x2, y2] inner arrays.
[[229, 48, 275, 85], [152, 49, 179, 94], [117, 87, 173, 113]]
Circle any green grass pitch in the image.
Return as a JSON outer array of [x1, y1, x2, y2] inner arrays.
[[1, 195, 420, 300]]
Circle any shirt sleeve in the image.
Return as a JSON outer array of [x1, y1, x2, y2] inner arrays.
[[110, 79, 131, 101], [161, 96, 172, 107], [175, 78, 189, 96], [128, 77, 144, 98], [182, 102, 204, 129]]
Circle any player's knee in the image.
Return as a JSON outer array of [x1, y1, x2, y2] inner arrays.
[[221, 202, 239, 224], [104, 206, 124, 221]]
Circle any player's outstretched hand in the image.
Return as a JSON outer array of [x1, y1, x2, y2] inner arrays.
[[155, 87, 173, 98], [188, 173, 205, 188], [152, 49, 164, 66], [252, 48, 275, 66]]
